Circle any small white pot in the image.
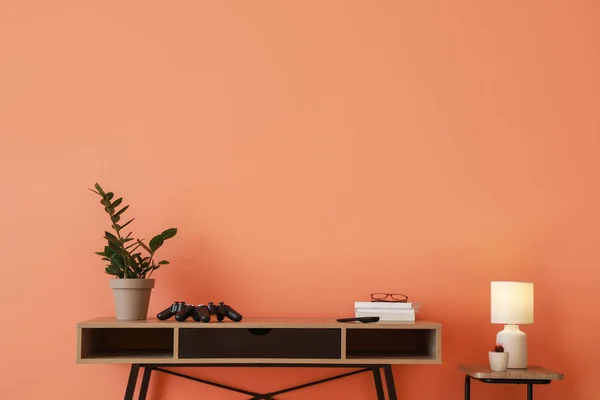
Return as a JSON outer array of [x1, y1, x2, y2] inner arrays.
[[110, 278, 155, 320], [489, 351, 509, 372]]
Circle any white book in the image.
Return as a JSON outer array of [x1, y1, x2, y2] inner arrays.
[[354, 302, 420, 310], [355, 307, 419, 314], [355, 309, 415, 322]]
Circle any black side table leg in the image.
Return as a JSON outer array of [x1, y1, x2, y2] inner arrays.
[[528, 383, 533, 400], [138, 367, 153, 400], [464, 375, 470, 400], [372, 367, 385, 400], [383, 365, 397, 400], [124, 364, 140, 400]]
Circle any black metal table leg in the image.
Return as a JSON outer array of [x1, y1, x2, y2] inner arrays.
[[528, 383, 533, 400], [156, 367, 263, 397], [134, 364, 399, 399], [124, 364, 140, 400], [383, 365, 397, 400], [257, 367, 370, 399], [467, 376, 549, 399], [372, 367, 385, 400], [464, 375, 470, 400], [138, 367, 153, 400]]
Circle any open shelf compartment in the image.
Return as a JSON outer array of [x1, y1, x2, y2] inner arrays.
[[345, 328, 438, 360], [80, 327, 174, 360]]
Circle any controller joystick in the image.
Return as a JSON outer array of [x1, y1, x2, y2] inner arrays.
[[192, 304, 211, 323], [157, 301, 185, 320], [175, 303, 196, 322]]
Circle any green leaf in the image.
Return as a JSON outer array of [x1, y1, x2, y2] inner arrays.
[[107, 241, 122, 253], [129, 256, 142, 274], [114, 205, 129, 219], [110, 254, 124, 269], [125, 242, 141, 251], [111, 197, 122, 210], [94, 183, 106, 196], [104, 192, 114, 202], [134, 254, 144, 265], [111, 215, 120, 223], [119, 218, 135, 231], [104, 246, 115, 257], [161, 228, 177, 240], [149, 235, 164, 252], [136, 239, 152, 254], [158, 260, 170, 265], [94, 251, 106, 256], [104, 231, 120, 243]]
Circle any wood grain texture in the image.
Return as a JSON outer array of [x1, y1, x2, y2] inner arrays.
[[173, 327, 179, 359], [76, 318, 442, 365], [340, 327, 347, 360], [458, 365, 564, 380], [77, 318, 441, 329], [76, 356, 439, 365]]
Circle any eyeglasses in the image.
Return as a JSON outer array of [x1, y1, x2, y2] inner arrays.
[[370, 293, 408, 303]]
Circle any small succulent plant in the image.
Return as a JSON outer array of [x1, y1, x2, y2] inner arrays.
[[492, 344, 505, 352]]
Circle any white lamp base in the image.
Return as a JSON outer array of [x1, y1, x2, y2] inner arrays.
[[496, 324, 528, 369]]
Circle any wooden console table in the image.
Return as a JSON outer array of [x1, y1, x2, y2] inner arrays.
[[77, 318, 442, 399]]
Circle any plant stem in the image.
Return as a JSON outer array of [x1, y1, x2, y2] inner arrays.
[[109, 218, 128, 279]]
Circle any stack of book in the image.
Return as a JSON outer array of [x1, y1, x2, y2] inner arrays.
[[354, 301, 420, 322]]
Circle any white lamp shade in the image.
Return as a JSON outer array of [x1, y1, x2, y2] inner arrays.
[[491, 281, 534, 324]]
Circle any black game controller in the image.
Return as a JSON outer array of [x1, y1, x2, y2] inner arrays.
[[175, 303, 196, 322], [192, 304, 211, 323], [157, 301, 242, 323], [157, 301, 185, 320], [207, 301, 243, 322]]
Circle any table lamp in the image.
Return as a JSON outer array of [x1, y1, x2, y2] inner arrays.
[[490, 281, 534, 369]]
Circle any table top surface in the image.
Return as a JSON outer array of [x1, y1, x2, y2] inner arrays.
[[458, 365, 564, 380], [77, 317, 442, 329]]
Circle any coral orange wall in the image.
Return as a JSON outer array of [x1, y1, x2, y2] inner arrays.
[[1, 1, 599, 399]]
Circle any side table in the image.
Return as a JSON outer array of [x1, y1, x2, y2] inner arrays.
[[458, 365, 564, 400]]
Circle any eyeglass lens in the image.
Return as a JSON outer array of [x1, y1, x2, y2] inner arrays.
[[370, 293, 408, 302]]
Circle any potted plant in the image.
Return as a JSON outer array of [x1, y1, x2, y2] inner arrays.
[[489, 344, 509, 372], [90, 183, 177, 320]]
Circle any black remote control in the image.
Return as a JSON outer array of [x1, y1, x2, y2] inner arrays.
[[337, 316, 380, 323]]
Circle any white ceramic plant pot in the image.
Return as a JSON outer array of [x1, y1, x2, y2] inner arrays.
[[489, 351, 510, 372], [110, 278, 155, 320]]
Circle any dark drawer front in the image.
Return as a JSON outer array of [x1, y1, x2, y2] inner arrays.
[[179, 328, 341, 359]]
